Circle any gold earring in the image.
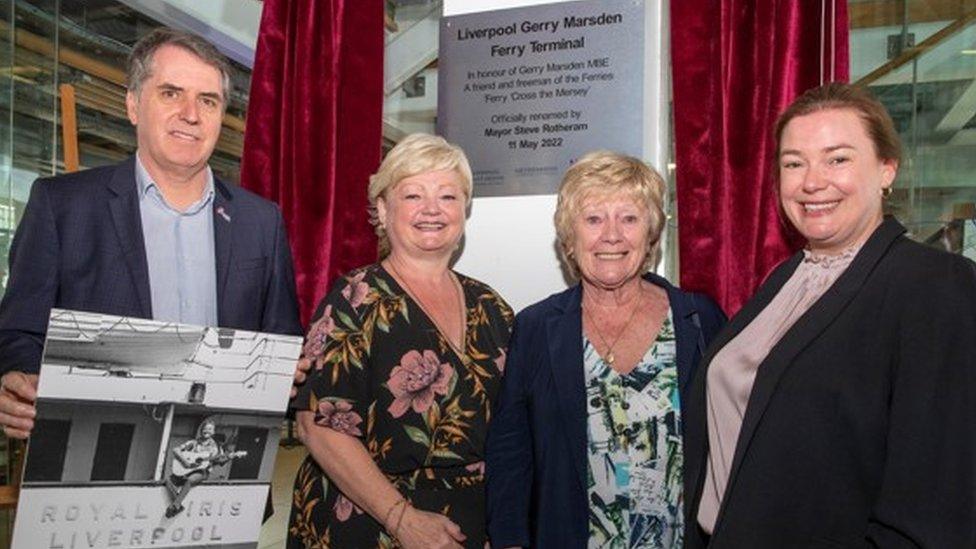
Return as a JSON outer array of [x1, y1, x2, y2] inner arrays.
[[881, 186, 892, 199]]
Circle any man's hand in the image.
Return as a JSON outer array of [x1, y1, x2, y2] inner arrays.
[[0, 372, 38, 439], [290, 357, 312, 398]]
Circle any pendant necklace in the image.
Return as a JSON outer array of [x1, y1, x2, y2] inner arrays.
[[583, 286, 644, 366], [385, 259, 467, 359]]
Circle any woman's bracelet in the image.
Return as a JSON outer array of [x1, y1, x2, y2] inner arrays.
[[394, 500, 411, 540], [383, 497, 407, 531]]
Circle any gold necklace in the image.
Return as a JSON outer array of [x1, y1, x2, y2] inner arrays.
[[583, 286, 644, 366], [385, 259, 467, 359]]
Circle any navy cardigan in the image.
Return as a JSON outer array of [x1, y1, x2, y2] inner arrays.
[[486, 273, 726, 548]]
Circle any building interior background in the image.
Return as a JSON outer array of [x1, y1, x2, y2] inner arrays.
[[0, 0, 974, 546]]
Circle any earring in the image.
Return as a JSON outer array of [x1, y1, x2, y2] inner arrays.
[[881, 186, 892, 199]]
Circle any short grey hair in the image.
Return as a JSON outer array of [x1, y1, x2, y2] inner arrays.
[[127, 27, 232, 106]]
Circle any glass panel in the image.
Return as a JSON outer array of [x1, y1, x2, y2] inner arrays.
[[1, 0, 59, 293], [0, 0, 13, 295], [850, 0, 976, 259]]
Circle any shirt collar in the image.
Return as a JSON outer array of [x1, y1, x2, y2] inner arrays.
[[135, 152, 215, 214]]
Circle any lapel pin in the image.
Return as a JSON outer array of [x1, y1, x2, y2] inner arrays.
[[216, 206, 231, 222]]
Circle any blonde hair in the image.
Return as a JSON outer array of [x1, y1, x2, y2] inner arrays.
[[554, 151, 667, 278], [368, 133, 473, 258]]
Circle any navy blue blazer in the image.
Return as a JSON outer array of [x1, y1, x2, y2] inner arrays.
[[485, 273, 726, 548], [0, 156, 302, 375]]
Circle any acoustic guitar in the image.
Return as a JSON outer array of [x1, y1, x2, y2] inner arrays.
[[172, 449, 247, 478]]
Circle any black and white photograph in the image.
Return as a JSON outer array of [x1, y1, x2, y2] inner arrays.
[[11, 309, 301, 549]]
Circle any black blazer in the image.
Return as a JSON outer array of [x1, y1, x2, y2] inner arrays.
[[0, 156, 302, 375], [684, 217, 976, 548], [486, 272, 726, 548]]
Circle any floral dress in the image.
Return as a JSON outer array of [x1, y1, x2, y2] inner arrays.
[[288, 264, 513, 549], [585, 311, 684, 548]]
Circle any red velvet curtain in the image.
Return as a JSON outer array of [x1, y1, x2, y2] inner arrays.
[[241, 0, 383, 325], [671, 0, 848, 315]]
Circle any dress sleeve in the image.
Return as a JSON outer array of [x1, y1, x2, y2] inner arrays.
[[865, 254, 976, 547], [292, 272, 371, 439]]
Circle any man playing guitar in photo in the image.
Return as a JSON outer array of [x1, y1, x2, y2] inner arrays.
[[165, 418, 246, 518]]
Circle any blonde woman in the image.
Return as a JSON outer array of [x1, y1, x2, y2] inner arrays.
[[289, 134, 512, 549], [486, 151, 726, 548]]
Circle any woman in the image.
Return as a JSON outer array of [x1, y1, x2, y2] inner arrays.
[[289, 133, 513, 548], [486, 151, 726, 548], [685, 83, 976, 548]]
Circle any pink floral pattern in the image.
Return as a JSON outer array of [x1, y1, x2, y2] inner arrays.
[[290, 265, 515, 548], [315, 399, 363, 437], [303, 305, 334, 359], [387, 350, 454, 418], [333, 493, 363, 522], [341, 271, 369, 309]]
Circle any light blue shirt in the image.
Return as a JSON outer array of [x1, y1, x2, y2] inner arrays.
[[135, 154, 218, 327]]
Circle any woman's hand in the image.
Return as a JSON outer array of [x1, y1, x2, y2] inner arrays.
[[394, 505, 466, 549], [290, 357, 312, 398]]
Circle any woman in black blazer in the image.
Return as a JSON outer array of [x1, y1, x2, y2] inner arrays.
[[684, 83, 976, 548]]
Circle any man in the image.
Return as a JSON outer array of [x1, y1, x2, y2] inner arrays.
[[0, 28, 301, 438]]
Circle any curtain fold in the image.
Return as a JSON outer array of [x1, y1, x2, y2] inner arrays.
[[241, 0, 383, 325], [671, 0, 848, 315]]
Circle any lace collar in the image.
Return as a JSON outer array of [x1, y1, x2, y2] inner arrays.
[[802, 241, 862, 270]]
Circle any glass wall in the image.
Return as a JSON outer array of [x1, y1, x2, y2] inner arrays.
[[851, 0, 976, 261]]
